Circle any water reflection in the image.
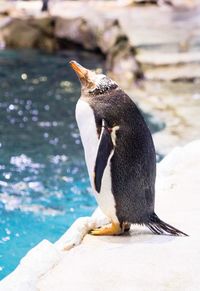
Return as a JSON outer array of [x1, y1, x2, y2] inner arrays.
[[0, 49, 104, 278]]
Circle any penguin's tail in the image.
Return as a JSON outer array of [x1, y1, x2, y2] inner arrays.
[[146, 213, 188, 236]]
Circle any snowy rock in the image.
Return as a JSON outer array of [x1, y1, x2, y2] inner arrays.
[[55, 208, 109, 251], [0, 240, 61, 291], [1, 140, 200, 291], [38, 139, 200, 291]]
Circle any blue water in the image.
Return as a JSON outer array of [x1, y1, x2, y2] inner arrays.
[[0, 49, 163, 280], [0, 49, 105, 279]]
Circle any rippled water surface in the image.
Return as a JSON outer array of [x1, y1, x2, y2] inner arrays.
[[0, 49, 107, 279], [0, 49, 163, 280]]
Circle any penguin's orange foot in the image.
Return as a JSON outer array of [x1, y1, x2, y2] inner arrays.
[[90, 222, 123, 236]]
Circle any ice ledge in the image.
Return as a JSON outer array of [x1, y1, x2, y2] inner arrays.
[[1, 140, 200, 291]]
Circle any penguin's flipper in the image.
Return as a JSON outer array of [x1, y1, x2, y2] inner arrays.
[[94, 121, 117, 193]]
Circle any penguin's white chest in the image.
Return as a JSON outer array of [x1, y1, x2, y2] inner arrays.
[[75, 99, 118, 223]]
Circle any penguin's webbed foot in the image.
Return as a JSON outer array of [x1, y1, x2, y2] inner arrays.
[[90, 222, 123, 236]]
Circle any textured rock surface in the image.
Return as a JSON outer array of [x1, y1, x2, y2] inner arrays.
[[0, 1, 141, 82], [1, 17, 57, 52], [55, 17, 98, 50], [126, 81, 200, 155], [1, 1, 200, 83], [1, 140, 200, 291], [0, 240, 61, 291]]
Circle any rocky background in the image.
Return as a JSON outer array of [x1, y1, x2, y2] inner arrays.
[[0, 0, 200, 154]]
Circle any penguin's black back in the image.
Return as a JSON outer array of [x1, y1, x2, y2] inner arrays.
[[87, 88, 156, 225]]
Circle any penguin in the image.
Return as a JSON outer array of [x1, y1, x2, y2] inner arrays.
[[70, 60, 188, 237]]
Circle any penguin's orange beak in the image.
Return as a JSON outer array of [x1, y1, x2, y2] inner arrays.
[[69, 60, 96, 88], [69, 60, 88, 78]]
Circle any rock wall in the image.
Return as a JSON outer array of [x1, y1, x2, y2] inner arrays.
[[0, 1, 143, 83], [1, 1, 200, 82], [1, 17, 57, 52]]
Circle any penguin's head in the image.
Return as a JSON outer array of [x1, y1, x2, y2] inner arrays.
[[69, 60, 118, 97]]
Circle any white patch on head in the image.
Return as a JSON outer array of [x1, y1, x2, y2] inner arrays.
[[94, 74, 107, 85], [95, 74, 116, 86], [88, 73, 117, 95]]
